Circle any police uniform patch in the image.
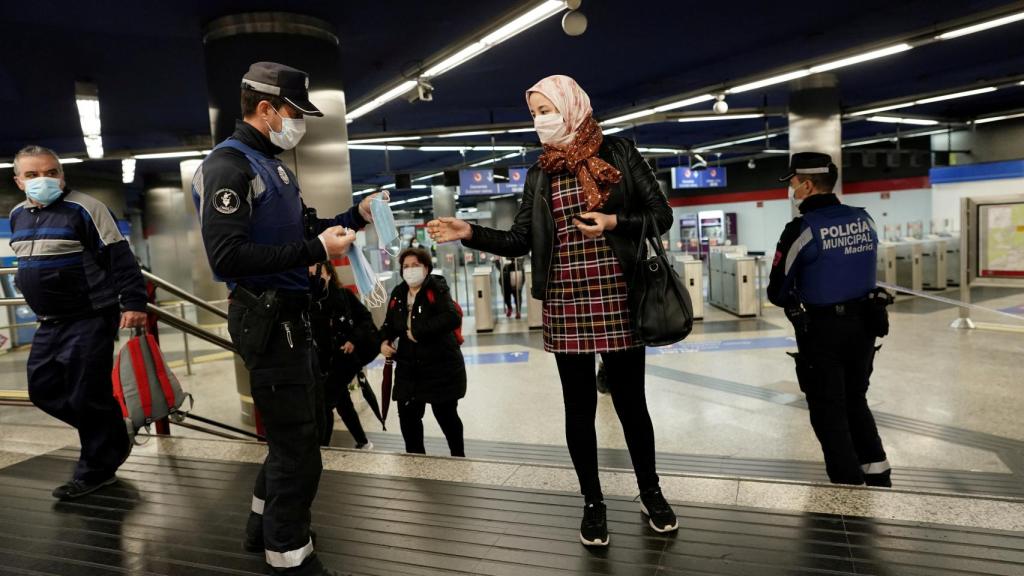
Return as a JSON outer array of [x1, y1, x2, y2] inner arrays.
[[277, 166, 290, 185], [214, 189, 241, 214]]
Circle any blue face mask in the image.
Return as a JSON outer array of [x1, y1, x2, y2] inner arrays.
[[370, 197, 399, 252], [347, 244, 387, 308], [25, 177, 64, 206]]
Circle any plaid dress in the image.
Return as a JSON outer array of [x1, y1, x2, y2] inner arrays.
[[543, 173, 639, 353]]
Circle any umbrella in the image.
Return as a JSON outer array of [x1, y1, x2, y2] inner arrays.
[[356, 370, 385, 430], [380, 358, 394, 430]]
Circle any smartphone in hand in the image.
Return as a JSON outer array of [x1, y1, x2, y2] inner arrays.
[[572, 214, 597, 226]]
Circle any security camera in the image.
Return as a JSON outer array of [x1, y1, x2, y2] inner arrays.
[[747, 158, 756, 169], [408, 80, 433, 103], [713, 94, 728, 114]]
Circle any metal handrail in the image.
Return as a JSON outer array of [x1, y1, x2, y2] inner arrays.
[[147, 303, 236, 353], [141, 270, 228, 320]]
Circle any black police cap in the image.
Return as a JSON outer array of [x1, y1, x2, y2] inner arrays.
[[778, 152, 836, 181], [241, 62, 323, 117]]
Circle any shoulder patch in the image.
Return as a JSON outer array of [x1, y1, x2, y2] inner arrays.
[[214, 189, 241, 214], [276, 165, 290, 185]]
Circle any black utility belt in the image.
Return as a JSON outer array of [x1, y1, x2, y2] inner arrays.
[[806, 298, 869, 317], [231, 285, 310, 312]]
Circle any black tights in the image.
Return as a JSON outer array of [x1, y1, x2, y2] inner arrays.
[[398, 399, 465, 457], [554, 347, 658, 502]]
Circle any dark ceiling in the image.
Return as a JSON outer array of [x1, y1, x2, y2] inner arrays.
[[2, 0, 1023, 191]]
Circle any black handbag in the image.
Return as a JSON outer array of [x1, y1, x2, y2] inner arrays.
[[629, 214, 694, 346]]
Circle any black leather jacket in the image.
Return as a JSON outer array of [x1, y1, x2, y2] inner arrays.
[[463, 136, 672, 300]]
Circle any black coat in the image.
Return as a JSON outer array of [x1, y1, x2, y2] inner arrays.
[[463, 136, 673, 300], [309, 282, 380, 381], [380, 274, 467, 404]]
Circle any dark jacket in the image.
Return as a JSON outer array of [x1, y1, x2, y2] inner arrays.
[[310, 281, 380, 380], [463, 136, 672, 300], [380, 274, 466, 404], [9, 190, 146, 320]]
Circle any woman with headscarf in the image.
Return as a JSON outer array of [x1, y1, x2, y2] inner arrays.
[[427, 75, 676, 547]]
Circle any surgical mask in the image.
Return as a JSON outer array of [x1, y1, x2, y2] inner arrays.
[[370, 196, 399, 253], [534, 113, 566, 145], [266, 107, 307, 150], [24, 177, 63, 206], [789, 180, 809, 208], [402, 266, 426, 287], [347, 244, 387, 308]]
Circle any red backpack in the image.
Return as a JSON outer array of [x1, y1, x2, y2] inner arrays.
[[425, 289, 465, 345]]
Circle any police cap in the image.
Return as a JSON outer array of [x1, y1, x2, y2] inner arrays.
[[778, 152, 836, 182], [242, 62, 323, 117]]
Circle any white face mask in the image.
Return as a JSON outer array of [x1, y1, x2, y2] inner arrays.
[[403, 266, 426, 287], [266, 107, 307, 150], [534, 113, 567, 146]]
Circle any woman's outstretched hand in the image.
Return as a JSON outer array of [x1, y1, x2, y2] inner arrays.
[[426, 217, 472, 243]]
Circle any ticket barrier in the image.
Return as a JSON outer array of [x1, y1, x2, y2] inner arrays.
[[672, 254, 704, 320], [920, 239, 947, 290], [524, 264, 542, 330], [894, 240, 923, 293], [708, 247, 757, 317], [472, 266, 495, 332]]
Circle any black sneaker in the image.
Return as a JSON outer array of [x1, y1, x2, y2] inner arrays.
[[864, 469, 892, 488], [51, 476, 117, 500], [639, 488, 678, 533], [579, 502, 609, 547]]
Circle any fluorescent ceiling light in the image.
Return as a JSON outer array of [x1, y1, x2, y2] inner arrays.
[[914, 86, 997, 104], [696, 133, 778, 151], [59, 158, 84, 164], [349, 144, 406, 151], [75, 82, 103, 159], [349, 136, 422, 144], [913, 129, 954, 136], [653, 94, 714, 113], [761, 149, 790, 154], [422, 43, 487, 78], [440, 130, 502, 138], [935, 10, 1024, 40], [121, 159, 136, 184], [134, 151, 204, 159], [847, 103, 915, 117], [420, 146, 467, 152], [470, 146, 523, 151], [809, 43, 913, 73], [381, 183, 397, 190], [974, 111, 1024, 124], [727, 70, 811, 94], [84, 136, 104, 160], [391, 195, 433, 206], [637, 147, 685, 154], [601, 109, 656, 126], [506, 127, 536, 133], [469, 151, 522, 166], [0, 162, 14, 169], [842, 137, 894, 147], [603, 127, 627, 135], [411, 184, 429, 189], [866, 116, 939, 126], [347, 80, 418, 121], [676, 114, 764, 123], [414, 171, 444, 181]]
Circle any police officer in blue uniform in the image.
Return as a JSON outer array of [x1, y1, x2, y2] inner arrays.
[[9, 145, 147, 500], [193, 62, 376, 576], [767, 152, 892, 488]]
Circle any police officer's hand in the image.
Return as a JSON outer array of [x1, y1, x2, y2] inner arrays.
[[358, 191, 390, 223], [120, 311, 147, 330], [319, 225, 357, 258], [426, 217, 471, 243], [340, 341, 355, 354], [380, 340, 397, 358]]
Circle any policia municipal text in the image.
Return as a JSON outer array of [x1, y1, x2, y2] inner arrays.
[[193, 62, 377, 576], [767, 152, 894, 488]]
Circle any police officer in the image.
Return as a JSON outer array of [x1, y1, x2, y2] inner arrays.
[[767, 152, 892, 488], [193, 62, 376, 576], [9, 145, 147, 500]]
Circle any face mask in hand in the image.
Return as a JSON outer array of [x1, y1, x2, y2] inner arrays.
[[370, 196, 399, 253], [534, 113, 567, 145], [348, 244, 387, 308], [24, 177, 63, 206], [402, 266, 426, 287], [266, 107, 307, 150]]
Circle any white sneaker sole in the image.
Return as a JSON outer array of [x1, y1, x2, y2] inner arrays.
[[579, 533, 609, 547], [641, 503, 679, 533]]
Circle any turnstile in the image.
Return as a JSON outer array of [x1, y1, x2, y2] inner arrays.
[[877, 243, 897, 286], [894, 240, 923, 292], [524, 264, 542, 330], [673, 254, 704, 320], [920, 239, 947, 290], [943, 235, 961, 286], [472, 266, 495, 332], [708, 247, 758, 317]]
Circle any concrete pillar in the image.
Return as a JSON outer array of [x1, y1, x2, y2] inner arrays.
[[432, 186, 463, 301], [788, 74, 843, 199]]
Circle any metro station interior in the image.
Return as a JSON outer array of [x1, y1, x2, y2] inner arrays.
[[1, 1, 1023, 574]]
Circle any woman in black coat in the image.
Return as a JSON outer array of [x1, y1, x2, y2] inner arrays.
[[309, 262, 379, 448], [379, 247, 466, 457]]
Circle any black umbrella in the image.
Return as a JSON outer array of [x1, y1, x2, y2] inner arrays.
[[356, 370, 386, 430]]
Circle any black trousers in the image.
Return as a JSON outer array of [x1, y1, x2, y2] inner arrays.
[[320, 369, 368, 447], [27, 312, 128, 484], [229, 302, 325, 575], [798, 310, 887, 485], [502, 271, 523, 314], [554, 347, 659, 502], [398, 399, 465, 456]]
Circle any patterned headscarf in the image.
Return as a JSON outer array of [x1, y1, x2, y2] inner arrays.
[[526, 75, 621, 211]]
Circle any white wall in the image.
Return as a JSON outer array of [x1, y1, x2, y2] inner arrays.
[[843, 188, 933, 239], [932, 178, 1024, 233]]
